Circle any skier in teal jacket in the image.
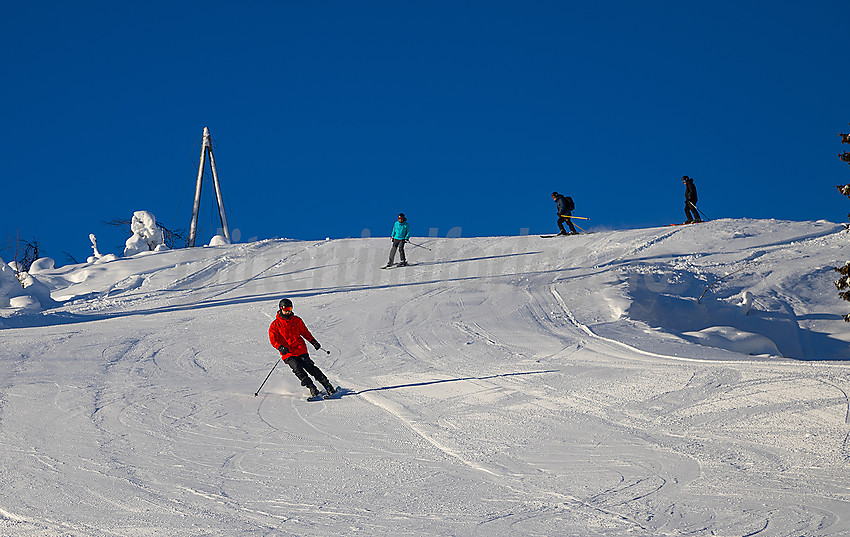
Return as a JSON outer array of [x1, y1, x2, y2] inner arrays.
[[384, 213, 411, 268]]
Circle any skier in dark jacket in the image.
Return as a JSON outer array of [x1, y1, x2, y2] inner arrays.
[[682, 176, 701, 224], [268, 298, 336, 399], [551, 192, 577, 235]]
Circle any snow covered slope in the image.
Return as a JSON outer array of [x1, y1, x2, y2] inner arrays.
[[2, 218, 850, 536]]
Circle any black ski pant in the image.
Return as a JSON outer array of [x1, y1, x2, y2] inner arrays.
[[285, 353, 329, 390], [684, 202, 700, 222], [557, 214, 577, 234], [388, 238, 407, 264]]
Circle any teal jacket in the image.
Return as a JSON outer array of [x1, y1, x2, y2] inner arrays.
[[392, 221, 410, 240]]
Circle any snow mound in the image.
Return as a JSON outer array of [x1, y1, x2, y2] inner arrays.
[[0, 257, 57, 311], [208, 234, 230, 246], [17, 272, 57, 309], [28, 257, 55, 273], [0, 260, 26, 308], [682, 325, 781, 356], [9, 295, 41, 310]]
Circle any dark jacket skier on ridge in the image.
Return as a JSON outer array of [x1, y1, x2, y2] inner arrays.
[[682, 176, 701, 224], [551, 192, 577, 235]]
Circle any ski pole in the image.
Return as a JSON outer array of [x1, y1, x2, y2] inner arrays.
[[405, 240, 431, 251], [688, 201, 710, 221], [558, 215, 591, 220], [254, 359, 280, 397]]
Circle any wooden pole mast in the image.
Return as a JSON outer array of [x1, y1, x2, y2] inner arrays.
[[188, 127, 231, 246]]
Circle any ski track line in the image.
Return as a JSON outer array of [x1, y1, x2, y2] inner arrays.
[[356, 390, 500, 476], [629, 227, 681, 257], [452, 320, 507, 350], [548, 284, 850, 369], [178, 486, 291, 522], [0, 506, 27, 523], [589, 227, 683, 271], [288, 398, 349, 445], [815, 376, 850, 425], [117, 239, 322, 309], [162, 256, 235, 294], [352, 384, 655, 531], [355, 386, 652, 532], [199, 239, 329, 304], [499, 482, 651, 533]]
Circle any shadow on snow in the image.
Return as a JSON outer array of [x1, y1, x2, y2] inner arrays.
[[345, 369, 562, 396]]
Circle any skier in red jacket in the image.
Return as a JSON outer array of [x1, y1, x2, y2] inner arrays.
[[268, 298, 336, 399]]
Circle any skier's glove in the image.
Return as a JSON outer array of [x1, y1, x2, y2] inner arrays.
[[310, 339, 321, 351], [278, 345, 288, 355]]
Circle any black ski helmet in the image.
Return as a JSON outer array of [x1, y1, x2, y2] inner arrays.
[[398, 213, 406, 221], [279, 298, 293, 310]]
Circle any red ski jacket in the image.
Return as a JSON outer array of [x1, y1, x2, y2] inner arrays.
[[268, 313, 315, 360]]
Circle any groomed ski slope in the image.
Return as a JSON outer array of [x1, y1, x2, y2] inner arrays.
[[3, 218, 850, 536]]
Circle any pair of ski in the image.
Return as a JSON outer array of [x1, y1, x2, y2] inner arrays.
[[666, 221, 706, 227], [540, 232, 582, 238], [307, 386, 343, 402], [381, 262, 415, 269]]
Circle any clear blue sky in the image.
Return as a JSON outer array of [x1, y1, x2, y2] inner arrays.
[[2, 1, 849, 264]]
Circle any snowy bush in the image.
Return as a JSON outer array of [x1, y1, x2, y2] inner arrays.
[[88, 233, 104, 263], [124, 211, 168, 256], [17, 271, 57, 308], [0, 257, 56, 310], [88, 235, 118, 264], [0, 258, 26, 307], [4, 232, 40, 283]]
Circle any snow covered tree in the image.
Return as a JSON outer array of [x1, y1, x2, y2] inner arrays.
[[834, 123, 850, 321], [122, 211, 170, 256], [4, 231, 39, 287], [106, 217, 187, 249]]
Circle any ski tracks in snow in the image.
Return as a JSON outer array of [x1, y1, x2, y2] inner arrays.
[[338, 284, 676, 532], [352, 382, 666, 534], [538, 281, 850, 535], [7, 221, 850, 536]]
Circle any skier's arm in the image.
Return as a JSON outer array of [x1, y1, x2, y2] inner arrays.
[[299, 318, 318, 348], [268, 324, 280, 349], [300, 321, 321, 350], [269, 324, 289, 355]]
